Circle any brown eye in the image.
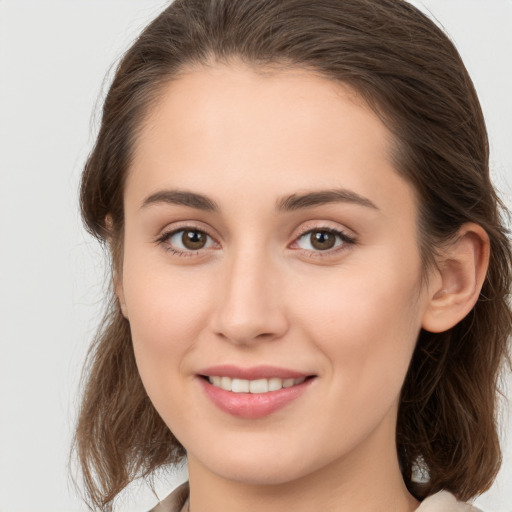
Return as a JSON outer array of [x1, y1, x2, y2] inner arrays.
[[182, 229, 207, 250], [163, 228, 215, 254], [310, 231, 336, 250], [295, 228, 354, 254]]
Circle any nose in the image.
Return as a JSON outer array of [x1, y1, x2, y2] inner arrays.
[[210, 248, 289, 346]]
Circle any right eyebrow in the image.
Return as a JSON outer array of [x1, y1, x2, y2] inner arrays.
[[140, 190, 219, 212]]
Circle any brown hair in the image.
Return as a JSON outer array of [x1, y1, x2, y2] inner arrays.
[[75, 0, 512, 509]]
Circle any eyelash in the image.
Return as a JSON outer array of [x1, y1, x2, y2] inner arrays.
[[155, 225, 357, 259]]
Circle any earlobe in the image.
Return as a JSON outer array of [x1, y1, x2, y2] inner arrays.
[[421, 223, 490, 333]]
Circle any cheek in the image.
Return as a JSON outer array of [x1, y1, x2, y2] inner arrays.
[[121, 253, 216, 372], [121, 263, 219, 429], [291, 254, 423, 399]]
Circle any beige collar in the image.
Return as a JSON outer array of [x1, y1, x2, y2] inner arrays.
[[149, 483, 482, 512]]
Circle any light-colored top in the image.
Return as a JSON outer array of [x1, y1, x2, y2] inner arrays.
[[416, 491, 482, 512], [149, 482, 484, 512]]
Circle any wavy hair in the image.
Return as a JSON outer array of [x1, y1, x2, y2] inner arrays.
[[75, 0, 512, 509]]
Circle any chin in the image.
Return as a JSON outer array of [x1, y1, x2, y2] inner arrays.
[[187, 432, 345, 487], [205, 457, 313, 486]]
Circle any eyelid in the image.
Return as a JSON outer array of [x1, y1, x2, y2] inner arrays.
[[293, 220, 355, 238], [155, 220, 217, 241], [292, 220, 357, 242]]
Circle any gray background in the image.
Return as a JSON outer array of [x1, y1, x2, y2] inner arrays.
[[0, 1, 510, 511]]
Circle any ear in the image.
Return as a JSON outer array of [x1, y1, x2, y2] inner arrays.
[[115, 275, 129, 319], [422, 223, 490, 333], [106, 214, 129, 319]]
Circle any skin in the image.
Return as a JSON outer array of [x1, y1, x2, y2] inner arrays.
[[116, 63, 488, 512]]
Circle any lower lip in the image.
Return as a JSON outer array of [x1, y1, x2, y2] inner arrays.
[[199, 377, 314, 419]]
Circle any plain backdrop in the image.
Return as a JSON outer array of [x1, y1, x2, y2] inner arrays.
[[0, 1, 511, 511]]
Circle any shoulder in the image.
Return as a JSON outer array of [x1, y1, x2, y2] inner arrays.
[[148, 482, 189, 512], [417, 491, 483, 512]]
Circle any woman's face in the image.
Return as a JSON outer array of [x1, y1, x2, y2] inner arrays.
[[119, 64, 435, 485]]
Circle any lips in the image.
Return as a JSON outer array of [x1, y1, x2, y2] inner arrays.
[[197, 365, 315, 419]]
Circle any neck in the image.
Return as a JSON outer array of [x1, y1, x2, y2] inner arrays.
[[186, 414, 419, 512]]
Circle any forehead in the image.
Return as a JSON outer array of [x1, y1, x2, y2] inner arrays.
[[136, 63, 385, 166], [127, 62, 416, 222]]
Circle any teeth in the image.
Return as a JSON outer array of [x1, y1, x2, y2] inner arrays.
[[220, 376, 231, 391], [232, 378, 249, 393], [208, 376, 306, 393], [283, 378, 294, 388], [268, 377, 282, 391], [249, 378, 268, 393]]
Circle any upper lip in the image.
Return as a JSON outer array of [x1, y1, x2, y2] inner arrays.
[[197, 364, 313, 380]]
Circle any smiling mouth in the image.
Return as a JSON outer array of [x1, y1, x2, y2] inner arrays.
[[205, 376, 308, 394], [198, 371, 316, 418]]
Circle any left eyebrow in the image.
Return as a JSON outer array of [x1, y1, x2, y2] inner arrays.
[[276, 188, 378, 212]]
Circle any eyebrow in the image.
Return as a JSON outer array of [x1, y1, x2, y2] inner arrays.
[[141, 190, 219, 211], [140, 188, 378, 212], [276, 189, 378, 212]]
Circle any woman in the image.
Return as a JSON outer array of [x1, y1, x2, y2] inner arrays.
[[74, 1, 512, 511]]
